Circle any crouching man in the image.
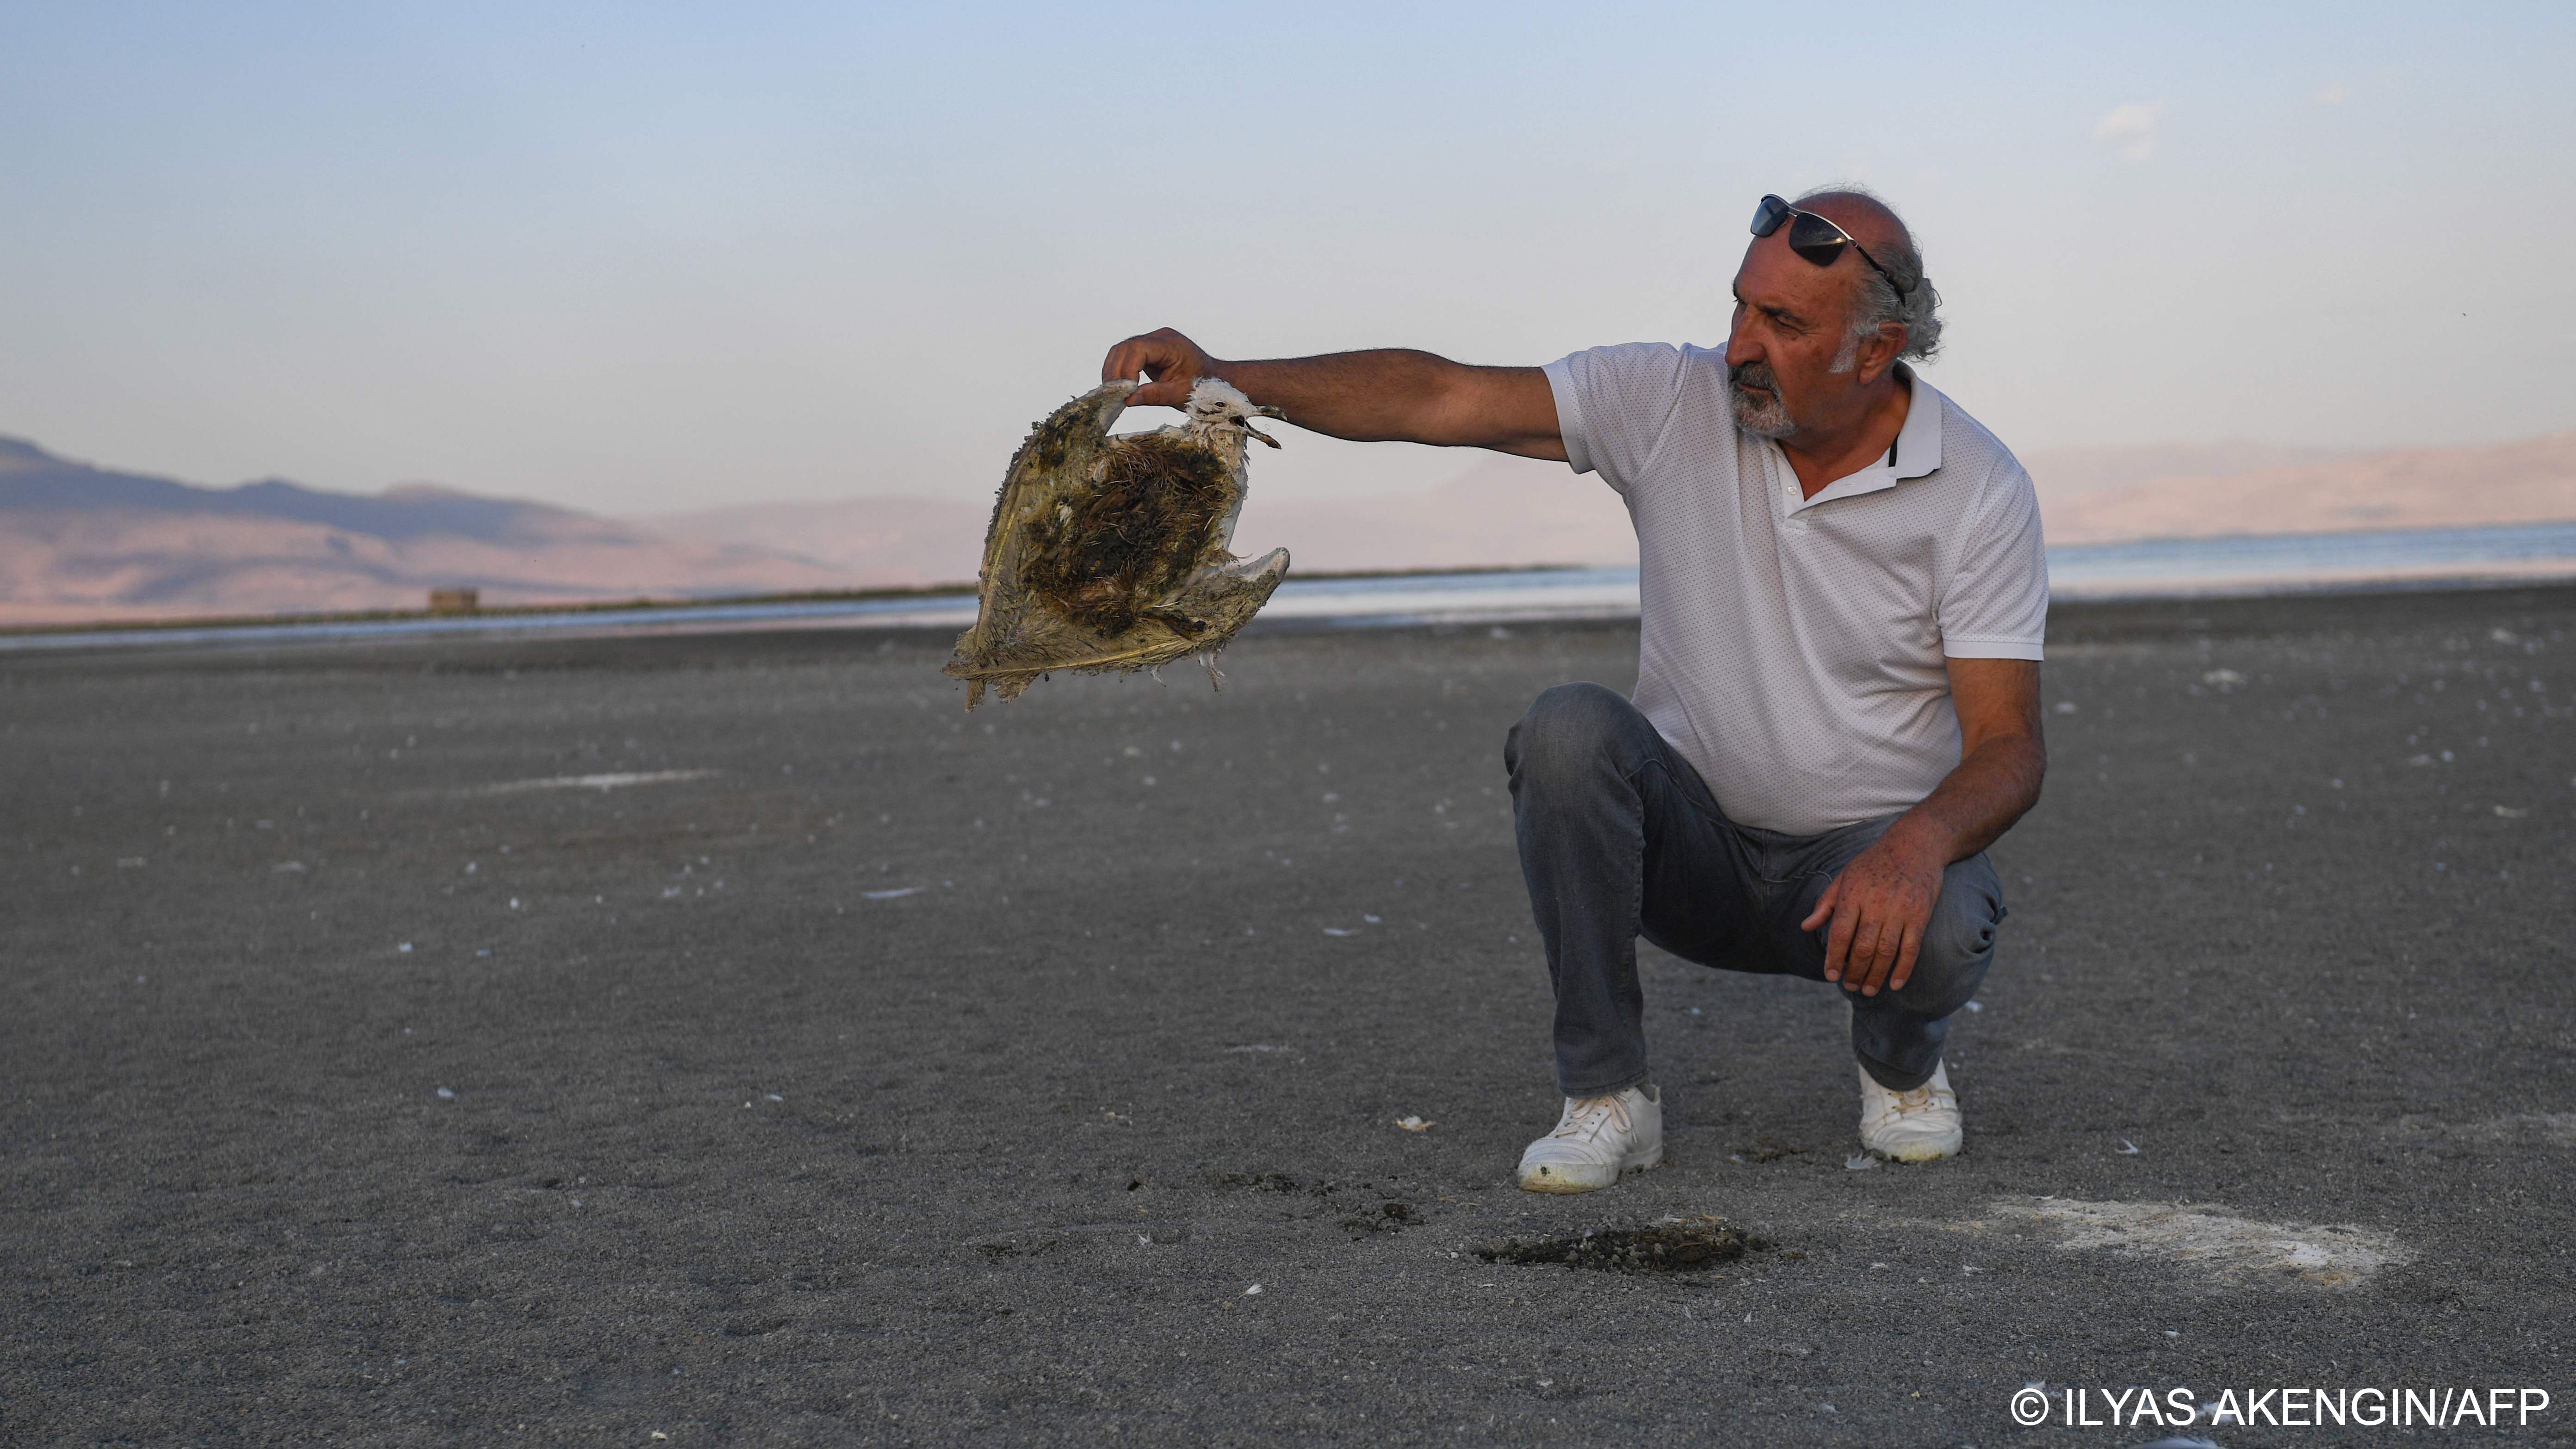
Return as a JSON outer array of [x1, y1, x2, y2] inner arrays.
[[1102, 186, 2048, 1192]]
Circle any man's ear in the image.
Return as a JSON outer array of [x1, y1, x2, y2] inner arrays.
[[1856, 324, 1908, 384]]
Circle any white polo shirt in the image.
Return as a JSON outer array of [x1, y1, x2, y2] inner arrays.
[[1543, 343, 2048, 836]]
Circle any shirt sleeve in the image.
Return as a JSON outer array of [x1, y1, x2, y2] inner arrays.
[[1938, 462, 2050, 660], [1541, 343, 1691, 496]]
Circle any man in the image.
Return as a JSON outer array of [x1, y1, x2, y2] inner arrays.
[[1101, 186, 2047, 1194]]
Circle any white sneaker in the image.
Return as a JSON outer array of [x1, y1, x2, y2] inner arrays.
[[1516, 1085, 1663, 1194], [1856, 1060, 1962, 1162]]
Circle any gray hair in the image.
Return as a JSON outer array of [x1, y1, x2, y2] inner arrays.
[[1797, 184, 1943, 368]]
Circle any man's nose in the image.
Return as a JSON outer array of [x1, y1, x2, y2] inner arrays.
[[1724, 327, 1762, 369]]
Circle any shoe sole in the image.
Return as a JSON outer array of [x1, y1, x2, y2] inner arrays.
[[1517, 1144, 1666, 1194], [1861, 1135, 1962, 1164]]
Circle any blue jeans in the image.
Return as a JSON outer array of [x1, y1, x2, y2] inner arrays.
[[1505, 683, 2005, 1097]]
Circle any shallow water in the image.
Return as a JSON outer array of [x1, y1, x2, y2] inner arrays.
[[2044, 520, 2576, 595], [8, 520, 2573, 651]]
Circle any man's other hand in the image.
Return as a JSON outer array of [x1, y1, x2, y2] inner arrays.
[[1807, 657, 2045, 996], [1102, 328, 1219, 409], [1801, 827, 1947, 996]]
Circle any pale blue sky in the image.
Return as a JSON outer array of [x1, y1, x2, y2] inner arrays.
[[4, 2, 2571, 513]]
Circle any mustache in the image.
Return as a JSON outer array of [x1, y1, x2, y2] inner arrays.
[[1728, 360, 1778, 393]]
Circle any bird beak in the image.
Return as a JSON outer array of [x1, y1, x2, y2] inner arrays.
[[1242, 422, 1282, 449], [1256, 404, 1287, 420]]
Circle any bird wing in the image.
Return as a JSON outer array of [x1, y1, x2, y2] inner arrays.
[[943, 380, 1289, 707]]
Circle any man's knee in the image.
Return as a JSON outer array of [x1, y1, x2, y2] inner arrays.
[[1505, 682, 1641, 781], [1897, 856, 2004, 1015]]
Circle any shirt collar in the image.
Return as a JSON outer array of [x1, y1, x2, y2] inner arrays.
[[1783, 363, 1946, 513]]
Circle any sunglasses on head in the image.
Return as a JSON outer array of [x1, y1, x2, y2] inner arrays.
[[1751, 194, 1913, 298]]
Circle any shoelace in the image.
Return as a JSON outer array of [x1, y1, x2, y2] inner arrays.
[[1552, 1093, 1632, 1142], [1883, 1081, 1953, 1117]]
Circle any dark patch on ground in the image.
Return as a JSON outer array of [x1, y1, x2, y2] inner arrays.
[[1472, 1220, 1757, 1274], [1215, 1170, 1422, 1235], [1338, 1201, 1417, 1237], [1732, 1134, 1811, 1163], [1210, 1170, 1320, 1195]]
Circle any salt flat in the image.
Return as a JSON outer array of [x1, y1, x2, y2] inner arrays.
[[3, 587, 2571, 1445]]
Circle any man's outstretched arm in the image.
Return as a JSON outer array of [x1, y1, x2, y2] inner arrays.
[[1801, 657, 2049, 996], [1101, 328, 1567, 462]]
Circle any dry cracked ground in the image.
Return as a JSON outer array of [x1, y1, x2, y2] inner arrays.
[[4, 584, 2573, 1446]]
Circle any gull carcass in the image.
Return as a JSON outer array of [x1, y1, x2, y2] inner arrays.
[[944, 378, 1292, 707]]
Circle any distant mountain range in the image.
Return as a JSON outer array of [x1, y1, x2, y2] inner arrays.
[[645, 452, 1640, 584], [646, 430, 2576, 576], [2027, 432, 2576, 543], [4, 426, 2571, 625], [0, 437, 843, 625]]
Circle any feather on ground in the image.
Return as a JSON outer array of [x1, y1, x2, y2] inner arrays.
[[945, 378, 1292, 706]]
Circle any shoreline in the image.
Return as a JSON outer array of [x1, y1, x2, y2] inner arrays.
[[10, 561, 2576, 656]]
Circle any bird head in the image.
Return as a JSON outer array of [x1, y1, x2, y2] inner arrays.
[[1183, 378, 1286, 449]]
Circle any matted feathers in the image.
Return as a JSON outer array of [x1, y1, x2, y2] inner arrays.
[[944, 378, 1292, 707]]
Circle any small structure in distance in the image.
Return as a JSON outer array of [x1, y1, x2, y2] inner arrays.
[[427, 588, 480, 614]]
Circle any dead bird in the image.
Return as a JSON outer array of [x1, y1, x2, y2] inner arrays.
[[944, 378, 1291, 707]]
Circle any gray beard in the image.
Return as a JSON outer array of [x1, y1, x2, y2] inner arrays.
[[1727, 361, 1797, 440]]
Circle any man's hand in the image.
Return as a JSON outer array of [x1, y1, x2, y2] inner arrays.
[[1800, 825, 1947, 996], [1102, 328, 1222, 410], [1801, 656, 2048, 997]]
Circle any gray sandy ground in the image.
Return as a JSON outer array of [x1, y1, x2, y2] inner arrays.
[[5, 586, 2573, 1447]]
